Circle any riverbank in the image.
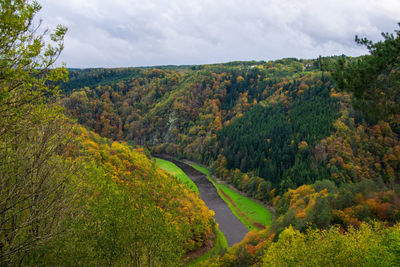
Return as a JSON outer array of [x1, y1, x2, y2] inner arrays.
[[189, 163, 272, 230], [155, 156, 249, 246]]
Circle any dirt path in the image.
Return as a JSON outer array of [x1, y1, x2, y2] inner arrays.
[[158, 156, 248, 246]]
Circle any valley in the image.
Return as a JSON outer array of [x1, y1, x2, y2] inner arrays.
[[59, 56, 400, 265], [2, 2, 400, 264]]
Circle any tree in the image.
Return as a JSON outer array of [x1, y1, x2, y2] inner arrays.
[[0, 0, 71, 265], [325, 24, 400, 121], [0, 0, 67, 132]]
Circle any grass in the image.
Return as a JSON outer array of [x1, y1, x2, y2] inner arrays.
[[187, 227, 228, 266], [155, 158, 199, 194], [155, 158, 227, 266], [190, 163, 272, 230]]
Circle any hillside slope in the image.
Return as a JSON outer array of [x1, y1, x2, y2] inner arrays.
[[61, 59, 339, 192], [60, 57, 400, 266], [61, 56, 400, 208]]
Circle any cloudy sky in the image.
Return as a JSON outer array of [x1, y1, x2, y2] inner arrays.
[[39, 0, 400, 68]]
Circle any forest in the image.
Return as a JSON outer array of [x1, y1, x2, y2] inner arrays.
[[2, 0, 400, 266], [60, 54, 400, 203], [59, 28, 400, 265], [0, 2, 216, 266]]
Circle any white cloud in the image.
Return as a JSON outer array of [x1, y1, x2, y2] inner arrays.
[[39, 0, 400, 67]]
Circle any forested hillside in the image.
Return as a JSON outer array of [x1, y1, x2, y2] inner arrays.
[[3, 0, 400, 266], [53, 127, 216, 266], [62, 50, 400, 211], [61, 59, 317, 156], [61, 59, 340, 194], [202, 26, 400, 266], [216, 73, 339, 190], [62, 54, 400, 194], [61, 28, 400, 265], [0, 2, 216, 266]]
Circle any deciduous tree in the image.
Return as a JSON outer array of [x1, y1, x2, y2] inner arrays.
[[0, 0, 71, 264]]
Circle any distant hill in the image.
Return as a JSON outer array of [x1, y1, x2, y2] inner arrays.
[[61, 56, 400, 224], [60, 58, 334, 192]]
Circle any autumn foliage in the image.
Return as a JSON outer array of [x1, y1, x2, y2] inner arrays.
[[78, 127, 215, 250], [36, 127, 216, 266]]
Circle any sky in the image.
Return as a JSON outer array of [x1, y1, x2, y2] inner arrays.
[[39, 0, 400, 68]]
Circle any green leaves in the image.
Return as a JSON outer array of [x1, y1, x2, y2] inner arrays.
[[325, 24, 400, 121], [0, 1, 71, 265], [0, 0, 68, 129], [262, 223, 400, 267]]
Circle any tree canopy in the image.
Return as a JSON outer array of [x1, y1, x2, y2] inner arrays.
[[325, 25, 400, 122], [0, 0, 72, 264], [0, 2, 217, 266]]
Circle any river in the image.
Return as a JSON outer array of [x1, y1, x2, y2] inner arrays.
[[161, 157, 248, 246]]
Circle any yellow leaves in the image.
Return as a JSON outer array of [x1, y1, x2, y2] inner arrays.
[[236, 75, 245, 83], [296, 210, 307, 219], [329, 158, 337, 165], [320, 188, 329, 197], [76, 129, 216, 253], [298, 140, 308, 151], [334, 208, 361, 227], [386, 165, 395, 179], [287, 184, 315, 198], [82, 139, 99, 150], [280, 225, 300, 240], [269, 188, 276, 200], [213, 115, 222, 131], [241, 174, 249, 185], [259, 222, 400, 266], [343, 163, 353, 171], [284, 185, 332, 219], [333, 120, 350, 133]]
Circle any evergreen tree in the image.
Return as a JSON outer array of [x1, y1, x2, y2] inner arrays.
[[326, 24, 400, 121]]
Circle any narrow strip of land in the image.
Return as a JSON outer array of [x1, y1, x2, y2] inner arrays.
[[189, 163, 272, 230], [158, 156, 248, 246]]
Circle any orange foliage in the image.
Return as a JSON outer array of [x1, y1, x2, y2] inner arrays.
[[283, 185, 328, 219], [317, 93, 400, 183]]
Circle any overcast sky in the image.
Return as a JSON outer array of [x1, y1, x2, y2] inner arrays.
[[39, 0, 400, 68]]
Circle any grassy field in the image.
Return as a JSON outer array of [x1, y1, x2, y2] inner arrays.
[[155, 158, 199, 194], [190, 163, 272, 230]]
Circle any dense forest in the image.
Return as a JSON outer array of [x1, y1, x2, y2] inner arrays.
[[2, 0, 400, 266], [60, 55, 400, 201], [60, 26, 400, 266], [60, 58, 338, 196], [0, 2, 216, 266]]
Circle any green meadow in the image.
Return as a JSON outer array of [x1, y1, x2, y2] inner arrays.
[[155, 158, 200, 194], [190, 163, 271, 230]]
